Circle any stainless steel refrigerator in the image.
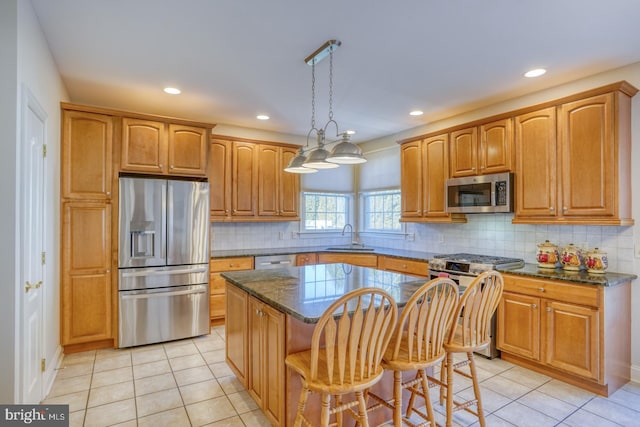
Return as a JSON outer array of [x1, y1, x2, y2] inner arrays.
[[118, 177, 210, 348]]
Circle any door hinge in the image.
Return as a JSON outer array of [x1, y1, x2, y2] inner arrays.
[[42, 144, 47, 158], [41, 252, 46, 265], [41, 358, 46, 372]]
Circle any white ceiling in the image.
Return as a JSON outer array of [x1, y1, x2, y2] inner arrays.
[[31, 0, 640, 143]]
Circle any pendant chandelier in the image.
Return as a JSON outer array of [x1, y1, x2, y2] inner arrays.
[[284, 40, 366, 174]]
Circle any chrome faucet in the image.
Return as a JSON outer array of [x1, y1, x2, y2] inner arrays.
[[341, 224, 361, 246]]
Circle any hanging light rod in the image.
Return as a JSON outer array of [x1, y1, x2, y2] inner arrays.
[[304, 40, 341, 65]]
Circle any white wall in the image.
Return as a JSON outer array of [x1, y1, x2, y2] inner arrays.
[[0, 0, 20, 405], [0, 0, 69, 403]]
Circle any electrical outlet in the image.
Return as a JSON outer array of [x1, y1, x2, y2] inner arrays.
[[278, 231, 284, 240], [407, 233, 415, 242]]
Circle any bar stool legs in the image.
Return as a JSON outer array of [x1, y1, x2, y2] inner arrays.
[[439, 351, 486, 427]]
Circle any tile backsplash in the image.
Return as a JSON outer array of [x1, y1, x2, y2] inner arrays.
[[211, 214, 636, 273]]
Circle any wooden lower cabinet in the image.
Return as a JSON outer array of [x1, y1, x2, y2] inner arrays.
[[497, 273, 629, 396], [378, 255, 428, 277], [226, 284, 284, 426], [210, 257, 254, 323], [61, 202, 112, 347], [316, 253, 378, 268], [295, 253, 318, 266]]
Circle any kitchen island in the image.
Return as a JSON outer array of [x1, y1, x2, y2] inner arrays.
[[221, 263, 428, 427]]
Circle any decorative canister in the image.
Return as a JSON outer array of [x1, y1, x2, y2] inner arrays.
[[536, 240, 559, 269], [560, 243, 584, 271], [585, 248, 608, 274]]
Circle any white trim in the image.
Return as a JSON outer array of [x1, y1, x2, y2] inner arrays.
[[631, 364, 640, 384]]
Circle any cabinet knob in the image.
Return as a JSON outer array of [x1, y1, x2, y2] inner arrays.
[[159, 164, 163, 168], [480, 166, 485, 169], [549, 207, 555, 211], [532, 303, 537, 309], [225, 210, 229, 213], [229, 264, 234, 268], [402, 264, 407, 269], [170, 165, 174, 169], [546, 307, 552, 312], [106, 269, 110, 273], [563, 207, 568, 211], [538, 287, 545, 292], [106, 191, 111, 196]]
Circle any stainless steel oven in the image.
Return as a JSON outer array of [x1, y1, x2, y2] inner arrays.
[[428, 253, 524, 359]]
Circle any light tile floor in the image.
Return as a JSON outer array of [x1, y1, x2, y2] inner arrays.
[[43, 326, 640, 426]]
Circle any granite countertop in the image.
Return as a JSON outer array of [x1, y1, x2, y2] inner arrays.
[[221, 263, 428, 323], [211, 245, 437, 262], [499, 263, 637, 286]]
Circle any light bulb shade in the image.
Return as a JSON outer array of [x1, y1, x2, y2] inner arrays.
[[303, 147, 339, 169], [284, 151, 318, 173], [327, 140, 367, 164]]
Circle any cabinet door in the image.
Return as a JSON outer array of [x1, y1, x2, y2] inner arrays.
[[400, 141, 423, 218], [232, 142, 258, 216], [543, 300, 600, 381], [497, 292, 540, 360], [168, 124, 208, 176], [248, 297, 265, 407], [296, 253, 318, 266], [480, 118, 513, 174], [261, 303, 285, 426], [449, 127, 477, 177], [559, 93, 615, 218], [61, 202, 112, 344], [121, 118, 167, 174], [279, 147, 300, 218], [423, 134, 449, 218], [514, 107, 557, 218], [209, 139, 231, 218], [62, 110, 114, 200], [225, 284, 248, 386], [258, 145, 279, 216]]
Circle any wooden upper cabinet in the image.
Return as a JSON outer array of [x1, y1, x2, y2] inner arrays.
[[400, 140, 423, 219], [62, 110, 114, 200], [232, 142, 258, 216], [279, 146, 300, 218], [423, 134, 450, 218], [400, 136, 465, 223], [121, 118, 208, 177], [450, 119, 512, 178], [209, 138, 232, 219], [514, 107, 558, 219], [480, 118, 513, 174], [258, 144, 279, 216], [559, 93, 614, 218], [168, 124, 208, 176], [121, 118, 167, 174], [449, 127, 477, 177]]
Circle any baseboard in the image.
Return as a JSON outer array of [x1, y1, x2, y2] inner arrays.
[[630, 364, 640, 384], [41, 345, 64, 402]]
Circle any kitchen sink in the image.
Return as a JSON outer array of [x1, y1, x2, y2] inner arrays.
[[325, 245, 375, 252]]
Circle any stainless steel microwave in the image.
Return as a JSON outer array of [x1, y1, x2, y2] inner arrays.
[[446, 172, 514, 213]]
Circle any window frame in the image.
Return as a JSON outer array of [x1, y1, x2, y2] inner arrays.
[[359, 188, 405, 236], [299, 191, 353, 234]]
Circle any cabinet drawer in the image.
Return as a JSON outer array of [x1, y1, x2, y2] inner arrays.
[[503, 274, 599, 307], [210, 257, 254, 272], [317, 253, 378, 268], [210, 274, 226, 294], [379, 256, 428, 277], [210, 294, 225, 319]]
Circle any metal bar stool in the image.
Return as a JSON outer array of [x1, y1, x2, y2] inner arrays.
[[285, 287, 398, 427], [366, 278, 459, 426], [439, 270, 504, 427]]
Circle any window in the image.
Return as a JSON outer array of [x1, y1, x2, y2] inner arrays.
[[302, 192, 350, 231], [361, 189, 401, 232]]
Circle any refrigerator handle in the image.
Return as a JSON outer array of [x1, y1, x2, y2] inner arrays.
[[120, 286, 208, 300], [120, 266, 208, 278], [161, 180, 168, 261]]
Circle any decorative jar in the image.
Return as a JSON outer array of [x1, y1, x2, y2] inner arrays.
[[560, 243, 584, 271], [536, 240, 559, 269], [584, 248, 608, 274]]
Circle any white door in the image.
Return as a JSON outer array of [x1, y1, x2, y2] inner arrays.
[[20, 88, 47, 403]]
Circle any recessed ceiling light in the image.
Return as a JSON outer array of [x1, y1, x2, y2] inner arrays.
[[163, 87, 181, 95], [256, 114, 270, 120], [345, 130, 356, 135], [409, 110, 424, 116], [524, 68, 547, 78]]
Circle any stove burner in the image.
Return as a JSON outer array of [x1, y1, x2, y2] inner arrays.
[[428, 253, 524, 276], [432, 253, 523, 265]]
